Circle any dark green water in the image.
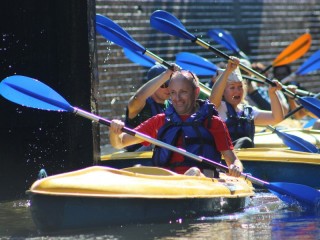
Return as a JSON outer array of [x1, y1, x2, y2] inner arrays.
[[1, 193, 319, 239]]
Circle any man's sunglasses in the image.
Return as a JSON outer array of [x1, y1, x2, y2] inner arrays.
[[160, 81, 170, 88]]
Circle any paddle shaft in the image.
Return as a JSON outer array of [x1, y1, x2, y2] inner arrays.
[[74, 107, 268, 186], [283, 105, 304, 119], [242, 75, 265, 84], [243, 75, 315, 96]]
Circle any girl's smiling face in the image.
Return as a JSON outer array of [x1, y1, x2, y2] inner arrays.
[[223, 82, 244, 107]]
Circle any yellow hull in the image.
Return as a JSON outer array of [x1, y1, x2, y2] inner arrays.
[[28, 166, 253, 198], [27, 166, 253, 232]]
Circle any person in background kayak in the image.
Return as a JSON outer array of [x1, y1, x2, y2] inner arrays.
[[241, 60, 289, 115], [285, 84, 320, 129], [125, 63, 181, 152], [273, 64, 292, 82], [209, 57, 284, 149], [109, 70, 243, 178]]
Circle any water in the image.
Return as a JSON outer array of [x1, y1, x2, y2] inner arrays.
[[1, 192, 320, 239]]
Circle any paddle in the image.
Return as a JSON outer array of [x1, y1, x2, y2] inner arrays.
[[257, 92, 320, 151], [208, 29, 311, 74], [245, 79, 319, 153], [265, 125, 319, 153], [261, 33, 312, 73], [303, 118, 318, 129], [207, 29, 249, 60], [1, 75, 319, 210], [150, 10, 320, 118], [243, 75, 315, 97], [174, 52, 315, 97], [175, 52, 218, 76], [123, 48, 155, 67], [282, 49, 320, 84], [96, 14, 212, 96]]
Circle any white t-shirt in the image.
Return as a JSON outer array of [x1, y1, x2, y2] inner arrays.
[[217, 101, 260, 122]]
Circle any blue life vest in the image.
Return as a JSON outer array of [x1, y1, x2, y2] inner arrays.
[[152, 100, 221, 173], [125, 97, 168, 128], [225, 102, 255, 142], [125, 97, 169, 152], [146, 97, 167, 116]]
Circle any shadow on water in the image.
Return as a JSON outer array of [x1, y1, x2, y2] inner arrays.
[[0, 192, 319, 239]]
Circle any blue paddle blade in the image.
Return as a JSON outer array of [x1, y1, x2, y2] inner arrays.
[[207, 29, 249, 60], [303, 118, 317, 129], [175, 52, 218, 76], [96, 14, 132, 40], [296, 49, 320, 75], [96, 14, 145, 53], [0, 75, 73, 112], [123, 48, 155, 67], [273, 128, 319, 153], [208, 29, 240, 53], [268, 182, 320, 209], [298, 97, 320, 118], [150, 10, 196, 41]]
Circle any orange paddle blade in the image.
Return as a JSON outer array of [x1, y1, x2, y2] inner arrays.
[[272, 33, 312, 67]]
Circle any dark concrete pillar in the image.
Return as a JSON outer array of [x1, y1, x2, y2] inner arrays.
[[0, 0, 99, 200]]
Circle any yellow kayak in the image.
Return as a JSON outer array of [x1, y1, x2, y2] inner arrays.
[[27, 166, 253, 232]]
